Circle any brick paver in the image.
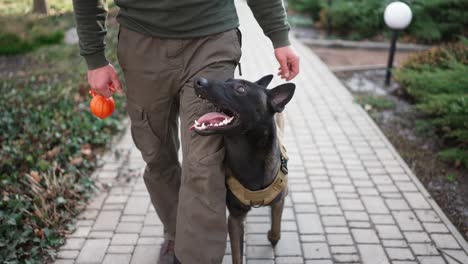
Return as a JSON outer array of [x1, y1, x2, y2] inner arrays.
[[55, 1, 468, 263]]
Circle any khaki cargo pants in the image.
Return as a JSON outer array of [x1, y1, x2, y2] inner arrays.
[[117, 26, 241, 263]]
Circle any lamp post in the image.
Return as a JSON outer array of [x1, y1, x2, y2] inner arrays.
[[384, 1, 413, 86]]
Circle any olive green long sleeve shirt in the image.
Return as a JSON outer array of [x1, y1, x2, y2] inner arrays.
[[72, 0, 291, 70]]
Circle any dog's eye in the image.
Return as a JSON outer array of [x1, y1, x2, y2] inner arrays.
[[236, 86, 246, 94]]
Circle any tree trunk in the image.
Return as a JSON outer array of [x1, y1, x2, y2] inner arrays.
[[33, 0, 48, 14]]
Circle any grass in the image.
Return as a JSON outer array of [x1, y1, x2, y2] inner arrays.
[[446, 173, 457, 183], [355, 95, 395, 111], [0, 3, 124, 263], [439, 149, 468, 168]]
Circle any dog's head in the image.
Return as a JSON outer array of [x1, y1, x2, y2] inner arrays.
[[191, 75, 295, 135]]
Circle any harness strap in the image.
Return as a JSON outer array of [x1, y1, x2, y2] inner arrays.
[[226, 143, 289, 207]]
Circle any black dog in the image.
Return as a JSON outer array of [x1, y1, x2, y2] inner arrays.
[[192, 75, 295, 264]]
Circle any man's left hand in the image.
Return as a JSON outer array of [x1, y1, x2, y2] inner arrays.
[[275, 46, 300, 81]]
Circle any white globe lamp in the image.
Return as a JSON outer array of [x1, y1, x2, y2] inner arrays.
[[384, 2, 413, 30], [384, 1, 413, 86]]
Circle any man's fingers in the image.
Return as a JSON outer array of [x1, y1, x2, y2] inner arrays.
[[111, 73, 123, 95], [287, 58, 300, 81], [94, 88, 112, 98], [274, 46, 300, 81], [87, 64, 123, 98], [279, 59, 290, 80], [91, 80, 113, 98]]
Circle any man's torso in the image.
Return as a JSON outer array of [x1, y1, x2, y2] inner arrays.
[[115, 0, 239, 38]]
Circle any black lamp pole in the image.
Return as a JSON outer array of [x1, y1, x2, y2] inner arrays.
[[385, 30, 399, 86]]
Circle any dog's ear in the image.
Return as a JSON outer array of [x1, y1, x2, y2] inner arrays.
[[255, 74, 274, 88], [268, 83, 296, 113]]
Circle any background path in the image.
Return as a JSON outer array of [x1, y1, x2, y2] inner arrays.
[[55, 1, 468, 263]]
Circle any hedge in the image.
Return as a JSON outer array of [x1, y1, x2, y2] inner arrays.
[[396, 42, 468, 167], [289, 0, 468, 43]]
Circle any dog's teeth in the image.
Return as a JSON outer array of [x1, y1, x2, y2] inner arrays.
[[195, 120, 200, 125]]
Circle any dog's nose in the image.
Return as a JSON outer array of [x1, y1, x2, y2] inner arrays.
[[194, 77, 208, 88]]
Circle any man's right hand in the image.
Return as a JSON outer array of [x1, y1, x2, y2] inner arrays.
[[87, 64, 123, 98]]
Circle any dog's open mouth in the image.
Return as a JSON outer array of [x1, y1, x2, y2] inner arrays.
[[190, 107, 238, 132]]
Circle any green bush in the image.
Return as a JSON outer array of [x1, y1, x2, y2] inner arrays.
[[0, 3, 73, 55], [396, 42, 468, 167], [407, 0, 468, 43], [32, 31, 64, 46], [397, 62, 468, 100], [0, 30, 64, 55], [288, 0, 468, 43], [400, 42, 468, 70], [289, 0, 325, 21], [0, 32, 32, 55], [327, 0, 389, 40]]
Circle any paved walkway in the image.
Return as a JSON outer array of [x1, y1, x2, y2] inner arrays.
[[55, 1, 468, 264]]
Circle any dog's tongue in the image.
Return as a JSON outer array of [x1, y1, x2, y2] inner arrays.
[[198, 112, 229, 123], [189, 112, 230, 131]]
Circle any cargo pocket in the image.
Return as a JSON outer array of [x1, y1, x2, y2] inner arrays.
[[231, 28, 242, 73], [126, 101, 163, 164], [231, 28, 242, 76], [234, 28, 242, 50], [117, 26, 126, 69], [188, 142, 226, 214]]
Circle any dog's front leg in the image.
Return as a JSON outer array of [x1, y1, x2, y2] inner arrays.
[[268, 198, 285, 246], [228, 213, 246, 264]]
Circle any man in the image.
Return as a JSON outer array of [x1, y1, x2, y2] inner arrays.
[[72, 0, 299, 263]]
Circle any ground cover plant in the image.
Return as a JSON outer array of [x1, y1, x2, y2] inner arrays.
[[396, 41, 468, 168], [288, 0, 468, 43], [0, 3, 125, 263], [355, 94, 395, 111]]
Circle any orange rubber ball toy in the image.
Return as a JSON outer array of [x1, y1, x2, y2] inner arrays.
[[89, 90, 115, 119]]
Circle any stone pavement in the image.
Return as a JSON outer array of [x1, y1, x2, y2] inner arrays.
[[55, 1, 468, 264]]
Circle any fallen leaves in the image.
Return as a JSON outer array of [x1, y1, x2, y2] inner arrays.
[[80, 144, 93, 157], [46, 146, 61, 159], [30, 170, 41, 183], [70, 156, 83, 165], [34, 228, 44, 238]]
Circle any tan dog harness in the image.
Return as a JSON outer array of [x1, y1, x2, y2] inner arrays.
[[226, 144, 289, 207]]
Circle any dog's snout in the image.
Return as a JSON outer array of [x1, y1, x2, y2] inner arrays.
[[194, 77, 208, 88]]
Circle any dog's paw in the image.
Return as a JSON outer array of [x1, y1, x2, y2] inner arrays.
[[267, 230, 281, 247]]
